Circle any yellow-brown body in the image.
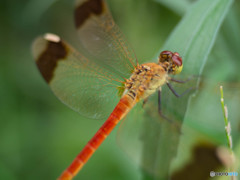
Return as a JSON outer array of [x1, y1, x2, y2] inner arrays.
[[125, 63, 168, 101]]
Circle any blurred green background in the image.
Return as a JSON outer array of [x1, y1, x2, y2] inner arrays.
[[0, 0, 240, 180]]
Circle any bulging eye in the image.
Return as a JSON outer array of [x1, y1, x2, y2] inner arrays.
[[173, 52, 180, 56], [159, 50, 173, 61], [160, 51, 173, 58], [172, 54, 182, 66]]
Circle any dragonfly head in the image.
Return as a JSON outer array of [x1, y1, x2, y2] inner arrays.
[[158, 51, 183, 74]]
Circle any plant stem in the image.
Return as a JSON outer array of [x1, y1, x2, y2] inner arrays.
[[220, 86, 236, 180], [220, 86, 232, 151]]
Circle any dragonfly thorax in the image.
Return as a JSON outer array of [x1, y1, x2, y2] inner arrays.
[[125, 63, 168, 100]]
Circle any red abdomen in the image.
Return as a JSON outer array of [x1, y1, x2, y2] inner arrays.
[[58, 94, 136, 180]]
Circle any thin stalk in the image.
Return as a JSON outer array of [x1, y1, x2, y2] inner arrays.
[[220, 86, 232, 151], [220, 86, 235, 180]]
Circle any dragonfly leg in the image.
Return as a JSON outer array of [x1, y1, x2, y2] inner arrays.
[[158, 89, 182, 133], [169, 75, 195, 83], [167, 83, 194, 98], [158, 89, 173, 123], [142, 98, 149, 108]]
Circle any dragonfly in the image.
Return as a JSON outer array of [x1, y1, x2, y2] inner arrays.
[[32, 0, 187, 179]]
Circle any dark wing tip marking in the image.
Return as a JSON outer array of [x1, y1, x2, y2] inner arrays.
[[74, 0, 105, 28], [34, 34, 68, 83]]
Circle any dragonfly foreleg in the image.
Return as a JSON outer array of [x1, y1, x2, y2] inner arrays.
[[167, 83, 194, 98], [169, 76, 194, 83]]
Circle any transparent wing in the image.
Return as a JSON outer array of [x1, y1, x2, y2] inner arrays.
[[74, 0, 138, 77], [32, 34, 125, 119], [117, 75, 198, 170], [117, 94, 183, 179], [117, 78, 240, 179]]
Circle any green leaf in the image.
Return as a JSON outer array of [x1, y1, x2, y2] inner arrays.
[[154, 0, 193, 15], [141, 0, 233, 179]]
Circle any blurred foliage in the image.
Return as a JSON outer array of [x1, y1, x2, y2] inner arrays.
[[0, 0, 240, 180]]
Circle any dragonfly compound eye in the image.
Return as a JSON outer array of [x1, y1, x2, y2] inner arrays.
[[171, 53, 183, 74], [172, 54, 182, 66], [173, 52, 180, 56], [159, 50, 173, 62]]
